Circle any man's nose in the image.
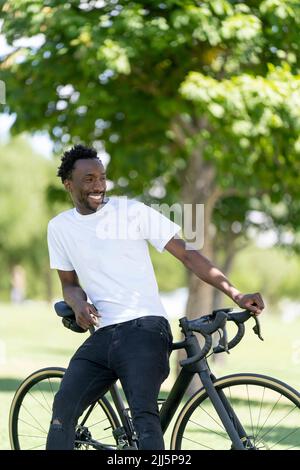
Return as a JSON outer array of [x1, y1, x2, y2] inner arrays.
[[93, 180, 106, 192]]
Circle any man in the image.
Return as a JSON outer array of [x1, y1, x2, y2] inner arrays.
[[46, 144, 264, 450]]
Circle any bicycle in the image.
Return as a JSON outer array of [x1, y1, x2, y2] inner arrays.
[[9, 302, 300, 450]]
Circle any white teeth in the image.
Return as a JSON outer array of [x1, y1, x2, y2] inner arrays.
[[89, 195, 102, 200]]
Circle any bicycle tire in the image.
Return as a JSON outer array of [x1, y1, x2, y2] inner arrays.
[[9, 367, 121, 450], [171, 373, 300, 450]]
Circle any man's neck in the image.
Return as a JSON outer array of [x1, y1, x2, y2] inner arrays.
[[75, 197, 109, 215]]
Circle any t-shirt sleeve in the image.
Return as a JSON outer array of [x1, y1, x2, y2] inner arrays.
[[139, 202, 181, 253], [47, 221, 74, 271]]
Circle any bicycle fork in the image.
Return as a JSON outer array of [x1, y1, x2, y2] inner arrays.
[[199, 370, 248, 450], [210, 373, 256, 449]]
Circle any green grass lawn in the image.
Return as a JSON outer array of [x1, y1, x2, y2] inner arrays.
[[0, 302, 299, 450]]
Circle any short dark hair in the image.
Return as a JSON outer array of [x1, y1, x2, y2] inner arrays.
[[57, 144, 100, 182]]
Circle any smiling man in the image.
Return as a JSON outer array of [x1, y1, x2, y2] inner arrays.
[[46, 144, 264, 450]]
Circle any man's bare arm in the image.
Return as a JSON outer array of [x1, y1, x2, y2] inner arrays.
[[57, 270, 100, 329], [57, 270, 87, 306], [164, 237, 264, 315]]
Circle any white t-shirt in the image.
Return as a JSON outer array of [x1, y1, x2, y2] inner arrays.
[[47, 196, 181, 329]]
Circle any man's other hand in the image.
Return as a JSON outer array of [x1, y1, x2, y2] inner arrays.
[[73, 301, 101, 330]]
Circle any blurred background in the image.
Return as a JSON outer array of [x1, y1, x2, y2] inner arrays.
[[1, 0, 300, 449]]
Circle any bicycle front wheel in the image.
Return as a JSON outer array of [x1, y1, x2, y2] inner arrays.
[[171, 373, 300, 450], [9, 367, 120, 450]]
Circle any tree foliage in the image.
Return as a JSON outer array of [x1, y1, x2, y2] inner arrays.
[[0, 136, 68, 299], [0, 137, 49, 261], [1, 0, 300, 197], [2, 1, 300, 307]]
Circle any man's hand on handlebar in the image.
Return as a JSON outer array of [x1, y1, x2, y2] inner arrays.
[[233, 292, 265, 315], [73, 301, 101, 330]]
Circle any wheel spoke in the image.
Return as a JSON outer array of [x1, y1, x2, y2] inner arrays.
[[83, 416, 111, 429], [254, 386, 265, 439], [26, 390, 52, 415], [19, 407, 48, 434], [38, 379, 54, 411], [26, 442, 47, 450], [198, 404, 228, 435], [182, 435, 216, 450], [175, 377, 300, 450], [246, 385, 255, 442], [48, 376, 58, 396], [254, 393, 283, 441], [18, 417, 47, 435], [188, 418, 230, 441], [256, 405, 298, 447], [269, 426, 300, 449]]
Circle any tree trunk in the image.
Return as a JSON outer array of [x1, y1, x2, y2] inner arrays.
[[175, 138, 222, 393]]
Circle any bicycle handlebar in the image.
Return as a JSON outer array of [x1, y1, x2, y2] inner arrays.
[[179, 308, 263, 367], [213, 309, 252, 354], [54, 300, 263, 368]]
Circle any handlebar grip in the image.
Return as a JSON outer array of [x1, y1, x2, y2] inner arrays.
[[229, 310, 252, 323], [180, 334, 212, 367], [227, 323, 245, 350], [187, 310, 228, 336], [213, 322, 245, 354]]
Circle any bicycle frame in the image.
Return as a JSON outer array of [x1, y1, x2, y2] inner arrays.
[[57, 303, 248, 448], [106, 330, 249, 450]]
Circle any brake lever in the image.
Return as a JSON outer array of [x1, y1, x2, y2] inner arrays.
[[215, 326, 230, 354], [252, 315, 264, 341], [220, 326, 230, 353]]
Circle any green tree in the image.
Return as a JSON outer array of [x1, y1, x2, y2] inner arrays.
[[0, 136, 61, 300], [231, 244, 300, 307], [211, 192, 300, 309], [1, 0, 300, 316]]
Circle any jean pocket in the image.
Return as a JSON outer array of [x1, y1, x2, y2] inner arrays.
[[137, 316, 172, 345]]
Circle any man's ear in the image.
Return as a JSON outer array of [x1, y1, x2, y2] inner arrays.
[[64, 179, 71, 192]]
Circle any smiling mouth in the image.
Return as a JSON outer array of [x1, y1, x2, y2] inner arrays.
[[88, 193, 104, 202]]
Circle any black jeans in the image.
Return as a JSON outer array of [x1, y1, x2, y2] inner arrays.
[[46, 316, 173, 450]]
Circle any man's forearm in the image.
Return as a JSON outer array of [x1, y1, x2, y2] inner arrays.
[[184, 250, 241, 302], [165, 237, 264, 314], [63, 285, 87, 311]]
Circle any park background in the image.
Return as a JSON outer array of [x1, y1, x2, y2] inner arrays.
[[0, 0, 300, 450]]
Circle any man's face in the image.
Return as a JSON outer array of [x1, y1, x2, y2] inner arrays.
[[64, 158, 107, 215]]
